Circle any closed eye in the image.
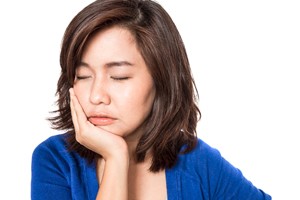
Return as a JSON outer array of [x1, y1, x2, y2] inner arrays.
[[111, 76, 130, 81], [76, 76, 91, 80]]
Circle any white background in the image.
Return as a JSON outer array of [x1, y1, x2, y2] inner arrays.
[[0, 0, 299, 199]]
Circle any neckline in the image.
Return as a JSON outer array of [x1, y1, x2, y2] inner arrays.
[[84, 161, 179, 200]]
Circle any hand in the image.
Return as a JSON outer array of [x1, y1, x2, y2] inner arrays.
[[70, 88, 129, 199], [69, 88, 129, 161]]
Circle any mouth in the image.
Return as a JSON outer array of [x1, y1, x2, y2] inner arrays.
[[88, 115, 116, 126]]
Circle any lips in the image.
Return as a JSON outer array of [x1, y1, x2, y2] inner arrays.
[[88, 115, 116, 126]]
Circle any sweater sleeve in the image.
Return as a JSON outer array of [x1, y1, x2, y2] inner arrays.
[[31, 136, 72, 200], [200, 141, 272, 200]]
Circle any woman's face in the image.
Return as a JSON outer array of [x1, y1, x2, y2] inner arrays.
[[73, 26, 155, 141]]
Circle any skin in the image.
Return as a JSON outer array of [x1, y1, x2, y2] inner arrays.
[[69, 26, 166, 200]]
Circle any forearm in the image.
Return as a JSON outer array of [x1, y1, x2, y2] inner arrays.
[[96, 156, 129, 200]]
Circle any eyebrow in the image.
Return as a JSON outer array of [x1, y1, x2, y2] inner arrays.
[[77, 61, 134, 68]]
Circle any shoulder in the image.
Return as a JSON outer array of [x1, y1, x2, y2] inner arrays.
[[31, 133, 81, 172], [167, 138, 224, 188], [32, 133, 69, 158], [31, 133, 95, 199], [173, 138, 246, 183], [176, 138, 222, 170], [176, 138, 238, 183], [168, 138, 272, 199]]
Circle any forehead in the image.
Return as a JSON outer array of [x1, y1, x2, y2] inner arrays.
[[84, 26, 136, 50], [81, 26, 138, 58], [76, 26, 148, 71]]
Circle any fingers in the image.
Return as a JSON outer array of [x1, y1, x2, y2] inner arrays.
[[70, 88, 94, 146], [69, 88, 80, 133], [69, 88, 88, 125]]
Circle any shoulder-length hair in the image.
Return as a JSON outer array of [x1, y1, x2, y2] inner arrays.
[[49, 0, 201, 172]]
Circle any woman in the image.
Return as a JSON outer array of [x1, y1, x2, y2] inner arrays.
[[31, 0, 271, 199]]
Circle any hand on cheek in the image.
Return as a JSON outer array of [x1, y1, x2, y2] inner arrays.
[[69, 88, 129, 160]]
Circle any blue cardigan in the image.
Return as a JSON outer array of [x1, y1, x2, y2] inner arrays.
[[31, 133, 271, 199]]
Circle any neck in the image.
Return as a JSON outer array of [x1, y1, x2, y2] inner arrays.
[[125, 136, 153, 167]]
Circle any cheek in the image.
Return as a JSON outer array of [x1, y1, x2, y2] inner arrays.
[[118, 80, 153, 100], [137, 80, 156, 106], [117, 82, 155, 117]]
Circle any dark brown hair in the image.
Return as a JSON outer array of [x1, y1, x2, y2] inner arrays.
[[49, 0, 201, 172]]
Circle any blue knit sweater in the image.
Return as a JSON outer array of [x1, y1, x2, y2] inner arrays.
[[31, 133, 271, 199]]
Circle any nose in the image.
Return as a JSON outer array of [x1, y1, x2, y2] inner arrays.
[[89, 79, 111, 105]]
